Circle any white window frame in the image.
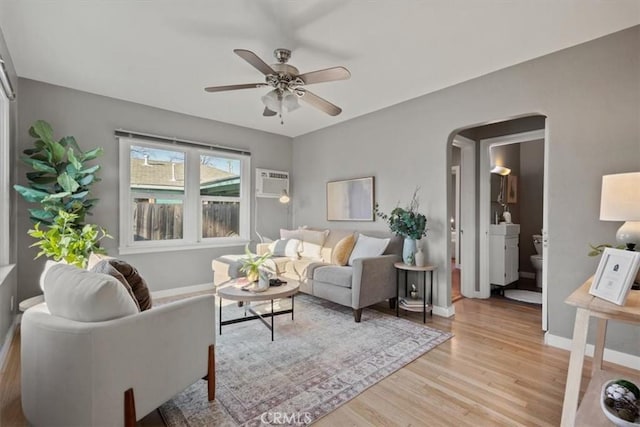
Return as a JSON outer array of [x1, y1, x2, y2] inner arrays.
[[118, 137, 251, 254], [0, 89, 9, 265]]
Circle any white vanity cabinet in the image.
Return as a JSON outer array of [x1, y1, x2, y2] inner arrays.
[[489, 224, 520, 286]]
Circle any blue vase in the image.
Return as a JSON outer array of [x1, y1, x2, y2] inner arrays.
[[403, 238, 417, 265]]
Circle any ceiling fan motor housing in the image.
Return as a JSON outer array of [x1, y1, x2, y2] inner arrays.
[[273, 48, 291, 63]]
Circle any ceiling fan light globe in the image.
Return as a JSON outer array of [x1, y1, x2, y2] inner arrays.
[[283, 92, 300, 112], [261, 90, 282, 114]]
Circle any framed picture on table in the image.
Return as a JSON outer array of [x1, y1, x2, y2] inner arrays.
[[589, 248, 640, 305]]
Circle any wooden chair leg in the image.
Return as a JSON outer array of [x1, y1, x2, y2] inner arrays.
[[353, 308, 362, 322], [124, 388, 136, 427], [207, 344, 215, 401]]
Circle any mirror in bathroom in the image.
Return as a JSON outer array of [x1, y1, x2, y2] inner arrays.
[[506, 175, 518, 204]]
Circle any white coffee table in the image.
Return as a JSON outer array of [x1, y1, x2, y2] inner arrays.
[[216, 278, 299, 341]]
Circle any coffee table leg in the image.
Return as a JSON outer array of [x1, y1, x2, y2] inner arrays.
[[291, 295, 295, 320], [271, 299, 275, 341], [219, 297, 222, 335]]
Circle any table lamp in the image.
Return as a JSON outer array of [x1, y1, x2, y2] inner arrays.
[[600, 172, 640, 250]]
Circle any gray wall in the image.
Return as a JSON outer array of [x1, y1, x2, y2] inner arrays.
[[293, 26, 640, 355], [519, 140, 544, 274], [0, 24, 18, 349], [17, 79, 292, 299]]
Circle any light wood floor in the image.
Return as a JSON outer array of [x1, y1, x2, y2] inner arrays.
[[2, 296, 635, 426]]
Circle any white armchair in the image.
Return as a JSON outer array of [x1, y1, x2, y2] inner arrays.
[[21, 265, 216, 427]]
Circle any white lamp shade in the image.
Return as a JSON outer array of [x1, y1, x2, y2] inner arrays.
[[599, 172, 640, 221], [490, 165, 511, 176], [279, 189, 290, 204]]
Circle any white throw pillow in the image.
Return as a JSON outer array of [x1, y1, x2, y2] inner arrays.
[[348, 234, 391, 265], [299, 229, 329, 260], [268, 238, 301, 258], [43, 264, 139, 322]]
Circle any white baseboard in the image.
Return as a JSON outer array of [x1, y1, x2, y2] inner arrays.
[[433, 305, 455, 318], [151, 282, 215, 299], [0, 315, 18, 372], [545, 332, 640, 370], [519, 272, 535, 279]]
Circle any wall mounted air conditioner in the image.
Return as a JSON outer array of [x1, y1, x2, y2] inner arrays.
[[256, 168, 289, 198]]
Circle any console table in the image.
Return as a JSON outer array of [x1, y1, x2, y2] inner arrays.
[[394, 262, 436, 323], [560, 277, 640, 426]]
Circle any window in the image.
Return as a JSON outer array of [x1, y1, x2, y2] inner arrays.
[[0, 89, 9, 265], [119, 137, 250, 253]]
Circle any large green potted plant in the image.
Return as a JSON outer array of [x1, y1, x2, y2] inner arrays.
[[376, 188, 428, 265], [14, 120, 109, 268]]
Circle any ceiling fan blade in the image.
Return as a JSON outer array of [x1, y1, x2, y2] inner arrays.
[[204, 83, 265, 93], [234, 49, 276, 75], [263, 107, 277, 117], [298, 89, 342, 116], [298, 66, 351, 85]]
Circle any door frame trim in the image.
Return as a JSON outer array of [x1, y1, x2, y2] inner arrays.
[[452, 135, 476, 298]]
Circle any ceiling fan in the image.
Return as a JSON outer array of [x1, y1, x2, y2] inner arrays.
[[204, 48, 350, 122]]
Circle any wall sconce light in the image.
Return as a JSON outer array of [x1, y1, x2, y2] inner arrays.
[[600, 172, 640, 250], [279, 189, 290, 204], [490, 165, 511, 176]]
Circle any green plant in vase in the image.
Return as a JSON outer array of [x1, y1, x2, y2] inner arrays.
[[240, 244, 274, 283], [376, 188, 428, 265]]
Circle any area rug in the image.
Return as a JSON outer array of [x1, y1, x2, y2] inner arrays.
[[159, 294, 452, 426], [504, 289, 543, 305]]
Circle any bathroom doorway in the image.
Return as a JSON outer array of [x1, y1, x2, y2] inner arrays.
[[449, 115, 549, 331]]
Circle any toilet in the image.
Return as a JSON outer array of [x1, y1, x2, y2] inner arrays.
[[530, 234, 543, 288]]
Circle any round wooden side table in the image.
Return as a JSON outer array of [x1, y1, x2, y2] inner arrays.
[[394, 262, 437, 323]]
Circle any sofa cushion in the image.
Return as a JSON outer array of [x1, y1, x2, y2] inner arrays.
[[299, 229, 329, 260], [348, 234, 390, 266], [331, 233, 356, 266], [43, 264, 139, 322], [90, 260, 141, 311], [268, 238, 301, 258], [284, 259, 330, 280], [313, 266, 353, 288]]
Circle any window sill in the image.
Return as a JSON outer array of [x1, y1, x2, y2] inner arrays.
[[118, 239, 250, 255]]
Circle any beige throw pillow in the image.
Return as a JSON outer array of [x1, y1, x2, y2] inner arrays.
[[280, 228, 302, 240], [331, 234, 356, 266], [299, 229, 329, 260]]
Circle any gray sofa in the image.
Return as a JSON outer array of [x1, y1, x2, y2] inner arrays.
[[212, 229, 402, 322]]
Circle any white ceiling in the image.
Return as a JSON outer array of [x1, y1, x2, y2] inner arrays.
[[1, 1, 639, 138]]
